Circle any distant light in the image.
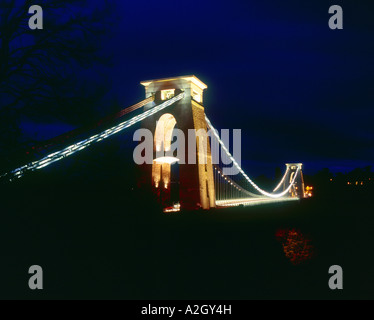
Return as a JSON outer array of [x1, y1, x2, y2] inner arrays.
[[164, 203, 181, 213]]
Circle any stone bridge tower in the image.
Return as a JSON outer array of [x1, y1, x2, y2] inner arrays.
[[140, 76, 216, 211]]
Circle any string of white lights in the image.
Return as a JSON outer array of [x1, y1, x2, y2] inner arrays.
[[272, 167, 290, 192], [205, 115, 300, 199], [2, 93, 186, 182]]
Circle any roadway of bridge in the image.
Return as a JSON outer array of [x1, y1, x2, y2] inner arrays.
[[216, 197, 299, 208]]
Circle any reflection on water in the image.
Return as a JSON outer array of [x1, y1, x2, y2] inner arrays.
[[275, 228, 315, 265]]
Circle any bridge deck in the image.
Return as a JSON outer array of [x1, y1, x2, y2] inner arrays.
[[216, 197, 299, 208]]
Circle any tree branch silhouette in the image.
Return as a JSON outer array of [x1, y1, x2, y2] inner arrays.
[[0, 0, 116, 167]]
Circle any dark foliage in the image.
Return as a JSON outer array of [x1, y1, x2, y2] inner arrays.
[[0, 0, 116, 166]]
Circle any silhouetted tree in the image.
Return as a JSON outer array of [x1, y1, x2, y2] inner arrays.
[[0, 0, 116, 167]]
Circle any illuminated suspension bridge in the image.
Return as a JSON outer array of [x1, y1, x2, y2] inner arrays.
[[206, 116, 304, 207], [0, 76, 305, 211]]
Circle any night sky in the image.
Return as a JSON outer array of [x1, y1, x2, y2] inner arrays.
[[22, 1, 374, 176]]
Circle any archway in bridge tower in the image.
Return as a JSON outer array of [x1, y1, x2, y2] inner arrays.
[[152, 113, 180, 209]]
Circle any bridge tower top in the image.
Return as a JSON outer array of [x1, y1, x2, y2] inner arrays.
[[141, 75, 207, 104], [286, 163, 303, 169]]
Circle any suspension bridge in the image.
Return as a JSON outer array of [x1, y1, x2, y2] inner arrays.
[[0, 76, 305, 212]]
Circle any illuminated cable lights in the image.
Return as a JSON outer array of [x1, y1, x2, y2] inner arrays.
[[2, 93, 186, 182], [205, 115, 301, 199], [273, 167, 290, 192]]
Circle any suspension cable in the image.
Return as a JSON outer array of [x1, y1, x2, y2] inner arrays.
[[273, 167, 290, 192], [1, 93, 185, 182], [33, 96, 156, 155], [205, 115, 300, 199]]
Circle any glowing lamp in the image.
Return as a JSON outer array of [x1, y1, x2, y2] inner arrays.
[[154, 156, 179, 164]]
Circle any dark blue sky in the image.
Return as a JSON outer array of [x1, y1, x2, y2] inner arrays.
[[24, 1, 374, 176]]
